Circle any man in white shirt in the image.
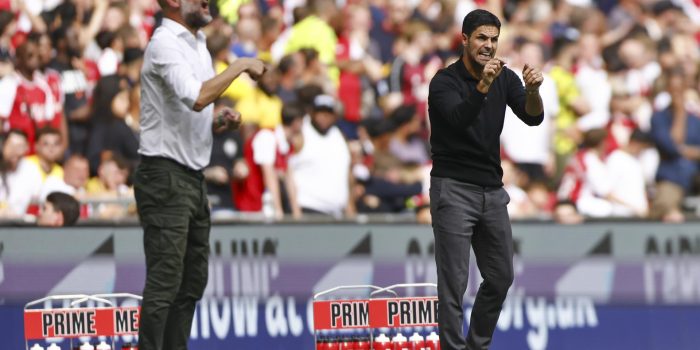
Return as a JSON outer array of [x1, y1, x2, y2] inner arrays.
[[135, 1, 265, 349], [289, 94, 356, 218], [0, 130, 42, 218]]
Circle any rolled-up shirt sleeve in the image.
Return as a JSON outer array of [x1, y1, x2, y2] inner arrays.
[[150, 42, 203, 109]]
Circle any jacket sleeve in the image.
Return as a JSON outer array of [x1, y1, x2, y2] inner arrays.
[[505, 68, 544, 126], [650, 110, 682, 158]]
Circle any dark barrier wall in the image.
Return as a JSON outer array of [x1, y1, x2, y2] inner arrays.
[[2, 222, 700, 349]]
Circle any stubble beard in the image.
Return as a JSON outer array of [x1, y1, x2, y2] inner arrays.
[[181, 1, 212, 30]]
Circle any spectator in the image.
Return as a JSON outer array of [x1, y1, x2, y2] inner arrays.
[[575, 33, 612, 131], [336, 4, 383, 138], [297, 47, 333, 94], [258, 16, 283, 63], [95, 30, 122, 77], [284, 0, 339, 84], [369, 0, 413, 64], [558, 128, 614, 217], [36, 191, 80, 227], [289, 94, 355, 217], [86, 74, 127, 174], [234, 101, 304, 219], [606, 128, 652, 217], [0, 130, 41, 218], [39, 154, 90, 201], [501, 40, 559, 183], [205, 98, 244, 214], [87, 156, 131, 198], [387, 21, 433, 119], [355, 117, 422, 213], [49, 24, 98, 156], [103, 84, 140, 169], [502, 159, 537, 219], [553, 200, 585, 224], [649, 68, 700, 222], [276, 53, 302, 104], [86, 156, 132, 219], [231, 17, 261, 59], [0, 34, 61, 153], [235, 68, 283, 128], [118, 47, 144, 87], [26, 126, 63, 182], [36, 31, 68, 151], [206, 31, 255, 103], [549, 36, 590, 181], [0, 11, 15, 58], [388, 104, 429, 165]]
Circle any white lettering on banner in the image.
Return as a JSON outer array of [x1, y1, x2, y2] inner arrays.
[[287, 298, 304, 336], [477, 295, 598, 350], [266, 296, 288, 337], [525, 297, 548, 350], [233, 297, 258, 337], [264, 296, 304, 337], [191, 297, 260, 340], [644, 260, 700, 303], [210, 297, 231, 339]]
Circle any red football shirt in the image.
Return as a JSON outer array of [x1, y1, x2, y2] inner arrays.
[[0, 71, 62, 152]]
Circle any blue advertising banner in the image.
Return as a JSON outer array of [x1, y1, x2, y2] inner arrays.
[[2, 222, 700, 349]]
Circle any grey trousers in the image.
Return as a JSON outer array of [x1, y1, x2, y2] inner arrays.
[[430, 176, 514, 350]]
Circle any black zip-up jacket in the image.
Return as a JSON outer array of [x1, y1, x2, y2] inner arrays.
[[428, 58, 544, 187]]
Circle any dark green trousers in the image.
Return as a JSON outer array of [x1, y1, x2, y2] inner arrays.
[[135, 156, 210, 350]]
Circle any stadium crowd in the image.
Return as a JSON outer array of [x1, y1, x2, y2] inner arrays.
[[0, 0, 699, 225]]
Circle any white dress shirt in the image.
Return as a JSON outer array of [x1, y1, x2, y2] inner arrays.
[[139, 18, 215, 170]]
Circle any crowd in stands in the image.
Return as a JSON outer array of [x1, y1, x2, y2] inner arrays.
[[0, 0, 699, 225]]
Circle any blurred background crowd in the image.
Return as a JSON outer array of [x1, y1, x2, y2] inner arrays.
[[0, 0, 699, 225]]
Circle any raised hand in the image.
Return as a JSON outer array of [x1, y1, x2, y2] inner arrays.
[[481, 57, 505, 86], [522, 63, 543, 91], [476, 57, 505, 93]]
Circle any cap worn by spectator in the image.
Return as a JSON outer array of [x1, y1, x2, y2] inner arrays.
[[313, 94, 337, 113]]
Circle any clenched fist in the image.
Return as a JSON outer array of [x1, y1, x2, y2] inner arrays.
[[476, 57, 506, 93], [522, 63, 543, 91]]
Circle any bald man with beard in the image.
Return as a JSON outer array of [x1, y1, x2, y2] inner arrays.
[[135, 0, 266, 349]]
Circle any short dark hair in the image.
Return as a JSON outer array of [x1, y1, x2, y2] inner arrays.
[[295, 84, 324, 112], [46, 192, 80, 226], [281, 102, 305, 126], [3, 129, 28, 145], [582, 128, 608, 149], [278, 54, 297, 75], [462, 9, 501, 36], [35, 126, 61, 142]]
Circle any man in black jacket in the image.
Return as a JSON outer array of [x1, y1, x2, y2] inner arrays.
[[428, 9, 544, 350]]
